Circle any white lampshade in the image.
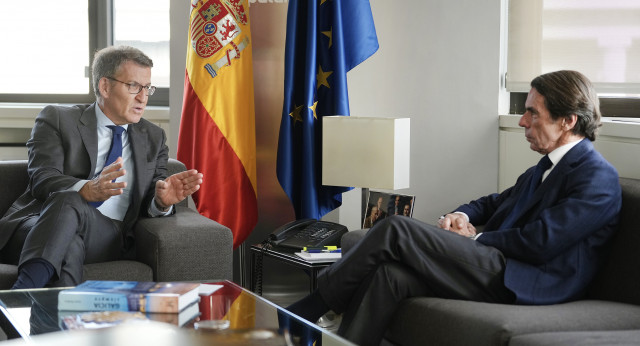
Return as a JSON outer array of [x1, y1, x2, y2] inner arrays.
[[322, 116, 410, 190]]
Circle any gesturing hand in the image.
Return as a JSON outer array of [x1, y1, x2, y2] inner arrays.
[[154, 169, 203, 210], [79, 157, 127, 203]]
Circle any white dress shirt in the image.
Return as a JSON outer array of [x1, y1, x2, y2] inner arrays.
[[71, 105, 171, 220]]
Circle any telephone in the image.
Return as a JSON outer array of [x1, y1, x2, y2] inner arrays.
[[268, 218, 348, 250]]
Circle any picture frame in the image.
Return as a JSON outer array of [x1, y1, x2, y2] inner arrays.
[[362, 190, 415, 229]]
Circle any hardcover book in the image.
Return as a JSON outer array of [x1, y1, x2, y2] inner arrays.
[[58, 281, 200, 313], [59, 302, 200, 330], [294, 251, 341, 262]]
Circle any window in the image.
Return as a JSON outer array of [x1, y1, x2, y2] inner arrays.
[[0, 0, 90, 100], [0, 0, 170, 106], [507, 0, 640, 116], [114, 0, 170, 89], [508, 0, 640, 93]]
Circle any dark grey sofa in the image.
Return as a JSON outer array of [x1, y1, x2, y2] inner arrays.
[[341, 177, 640, 345], [0, 159, 233, 288]]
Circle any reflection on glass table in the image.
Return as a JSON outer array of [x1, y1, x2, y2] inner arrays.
[[0, 280, 354, 346]]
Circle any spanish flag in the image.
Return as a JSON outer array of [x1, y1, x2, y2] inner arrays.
[[178, 0, 257, 249]]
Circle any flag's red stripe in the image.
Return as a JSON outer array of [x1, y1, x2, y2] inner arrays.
[[178, 72, 257, 248]]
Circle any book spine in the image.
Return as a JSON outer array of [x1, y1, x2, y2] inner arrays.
[[58, 292, 131, 311]]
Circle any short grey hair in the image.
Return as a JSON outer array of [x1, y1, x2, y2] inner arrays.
[[92, 45, 153, 101]]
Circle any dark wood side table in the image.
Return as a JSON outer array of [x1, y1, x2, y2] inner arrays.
[[249, 243, 339, 295]]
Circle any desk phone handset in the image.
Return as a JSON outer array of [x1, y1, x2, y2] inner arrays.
[[268, 218, 348, 250]]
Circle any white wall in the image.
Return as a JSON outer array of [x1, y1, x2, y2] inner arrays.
[[338, 0, 507, 229], [169, 0, 189, 156]]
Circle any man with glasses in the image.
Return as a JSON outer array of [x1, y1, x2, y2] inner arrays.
[[0, 45, 203, 289]]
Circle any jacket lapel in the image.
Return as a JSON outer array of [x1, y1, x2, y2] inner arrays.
[[123, 123, 150, 225], [524, 139, 592, 209], [78, 103, 98, 178]]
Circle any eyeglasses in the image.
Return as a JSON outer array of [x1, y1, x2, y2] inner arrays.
[[106, 77, 156, 96]]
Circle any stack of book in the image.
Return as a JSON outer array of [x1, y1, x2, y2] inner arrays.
[[295, 246, 342, 262], [58, 280, 217, 329]]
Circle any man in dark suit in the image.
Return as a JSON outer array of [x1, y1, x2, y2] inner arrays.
[[0, 46, 202, 289], [287, 70, 622, 345], [388, 195, 401, 215]]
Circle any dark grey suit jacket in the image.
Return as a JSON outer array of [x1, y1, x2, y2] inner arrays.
[[0, 103, 170, 251]]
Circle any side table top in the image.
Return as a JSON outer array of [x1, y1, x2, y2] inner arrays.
[[250, 243, 340, 267]]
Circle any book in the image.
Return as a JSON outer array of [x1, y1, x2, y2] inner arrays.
[[59, 301, 200, 330], [59, 310, 147, 330], [295, 251, 341, 262], [146, 301, 200, 326], [199, 283, 223, 296], [58, 281, 200, 313]]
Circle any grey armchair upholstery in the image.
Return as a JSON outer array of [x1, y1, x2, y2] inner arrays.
[[0, 159, 233, 289]]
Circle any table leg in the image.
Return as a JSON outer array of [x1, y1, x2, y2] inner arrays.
[[310, 268, 318, 293], [249, 251, 256, 293]]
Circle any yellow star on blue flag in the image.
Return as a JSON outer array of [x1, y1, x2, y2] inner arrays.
[[276, 0, 379, 220]]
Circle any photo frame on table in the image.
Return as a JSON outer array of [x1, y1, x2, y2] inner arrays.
[[362, 190, 415, 229]]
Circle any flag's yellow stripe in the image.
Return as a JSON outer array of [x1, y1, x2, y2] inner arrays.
[[185, 2, 257, 192]]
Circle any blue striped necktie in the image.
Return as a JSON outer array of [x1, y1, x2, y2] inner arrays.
[[499, 155, 552, 229], [89, 125, 125, 208]]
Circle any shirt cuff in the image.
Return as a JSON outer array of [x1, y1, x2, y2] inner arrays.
[[453, 211, 469, 222], [72, 180, 90, 192], [149, 198, 173, 217]]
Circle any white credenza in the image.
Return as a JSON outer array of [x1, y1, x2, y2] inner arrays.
[[499, 114, 640, 191]]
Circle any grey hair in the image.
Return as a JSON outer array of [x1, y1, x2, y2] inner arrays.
[[92, 45, 153, 101]]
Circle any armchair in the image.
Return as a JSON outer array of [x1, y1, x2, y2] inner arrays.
[[0, 159, 233, 289], [340, 178, 640, 345]]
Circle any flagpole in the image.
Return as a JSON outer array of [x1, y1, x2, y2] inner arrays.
[[238, 242, 246, 287]]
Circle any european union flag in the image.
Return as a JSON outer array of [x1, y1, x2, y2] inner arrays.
[[276, 0, 379, 220]]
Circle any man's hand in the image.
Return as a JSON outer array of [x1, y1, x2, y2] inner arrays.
[[437, 213, 477, 238], [154, 169, 203, 210], [79, 157, 127, 203]]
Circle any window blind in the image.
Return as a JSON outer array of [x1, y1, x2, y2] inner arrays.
[[507, 0, 640, 95]]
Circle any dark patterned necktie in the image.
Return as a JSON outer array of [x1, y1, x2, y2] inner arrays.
[[499, 155, 552, 229], [89, 125, 125, 208]]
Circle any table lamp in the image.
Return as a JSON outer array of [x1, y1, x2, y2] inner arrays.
[[322, 116, 410, 190]]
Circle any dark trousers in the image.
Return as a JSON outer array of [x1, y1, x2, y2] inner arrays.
[[317, 216, 515, 345], [1, 191, 124, 286]]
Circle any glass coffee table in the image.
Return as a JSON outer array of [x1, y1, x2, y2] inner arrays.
[[0, 280, 353, 346]]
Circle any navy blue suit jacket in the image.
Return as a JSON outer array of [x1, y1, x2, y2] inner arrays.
[[456, 139, 621, 304]]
